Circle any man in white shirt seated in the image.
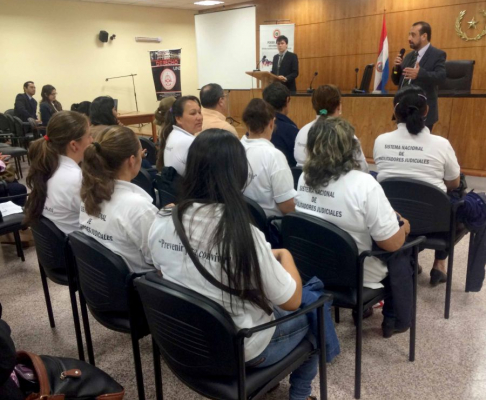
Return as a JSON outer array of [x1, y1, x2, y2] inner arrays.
[[200, 83, 238, 137]]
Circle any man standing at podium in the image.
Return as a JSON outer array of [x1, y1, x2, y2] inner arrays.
[[271, 35, 299, 93], [391, 21, 446, 131]]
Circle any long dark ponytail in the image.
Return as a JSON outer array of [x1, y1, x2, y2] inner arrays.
[[24, 111, 89, 225], [157, 95, 200, 171], [177, 129, 271, 312], [393, 85, 428, 135]]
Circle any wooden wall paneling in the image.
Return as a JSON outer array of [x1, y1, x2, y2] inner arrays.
[[448, 97, 486, 170], [446, 47, 486, 90], [385, 4, 486, 51], [385, 0, 484, 14], [434, 98, 454, 139]]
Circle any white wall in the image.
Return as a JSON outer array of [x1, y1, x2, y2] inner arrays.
[[0, 0, 198, 114]]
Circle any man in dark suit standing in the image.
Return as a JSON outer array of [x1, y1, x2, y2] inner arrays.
[[271, 35, 299, 93], [391, 22, 446, 131], [14, 81, 40, 124]]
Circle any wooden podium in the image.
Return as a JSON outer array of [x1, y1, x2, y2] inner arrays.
[[246, 71, 281, 89]]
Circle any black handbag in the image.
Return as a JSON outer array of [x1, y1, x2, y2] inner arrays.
[[16, 351, 124, 400]]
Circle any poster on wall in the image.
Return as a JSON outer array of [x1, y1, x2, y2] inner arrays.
[[259, 24, 295, 72], [150, 49, 182, 100]]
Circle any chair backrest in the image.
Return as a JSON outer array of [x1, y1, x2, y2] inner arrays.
[[154, 167, 181, 208], [10, 116, 25, 137], [282, 212, 360, 287], [139, 137, 157, 166], [4, 109, 14, 116], [135, 272, 240, 378], [359, 63, 374, 93], [0, 114, 12, 133], [244, 196, 267, 233], [380, 178, 451, 235], [30, 217, 69, 285], [291, 166, 303, 190], [68, 231, 132, 314], [131, 168, 156, 205], [439, 60, 475, 93]]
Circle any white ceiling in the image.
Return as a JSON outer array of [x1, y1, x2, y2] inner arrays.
[[54, 0, 246, 11]]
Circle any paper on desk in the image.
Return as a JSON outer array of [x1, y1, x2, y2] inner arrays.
[[0, 201, 23, 216]]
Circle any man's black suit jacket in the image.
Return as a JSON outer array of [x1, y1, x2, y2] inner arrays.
[[391, 45, 446, 126], [271, 51, 299, 92], [14, 93, 37, 122]]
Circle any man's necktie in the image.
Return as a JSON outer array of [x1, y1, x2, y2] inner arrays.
[[403, 51, 418, 86], [277, 54, 283, 75]]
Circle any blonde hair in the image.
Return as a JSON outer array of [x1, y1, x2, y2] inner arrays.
[[81, 126, 140, 216], [304, 117, 360, 188]]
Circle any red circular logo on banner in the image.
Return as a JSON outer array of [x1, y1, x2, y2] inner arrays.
[[160, 69, 176, 90], [273, 29, 281, 38]]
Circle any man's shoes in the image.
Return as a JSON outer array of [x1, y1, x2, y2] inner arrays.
[[352, 307, 373, 326], [382, 317, 409, 338], [430, 268, 447, 286]]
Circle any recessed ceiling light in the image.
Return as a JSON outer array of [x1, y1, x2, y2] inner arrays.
[[194, 1, 224, 5]]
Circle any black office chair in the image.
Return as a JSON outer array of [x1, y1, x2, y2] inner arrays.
[[131, 168, 156, 205], [30, 216, 85, 361], [244, 196, 268, 233], [154, 167, 180, 208], [68, 231, 154, 400], [291, 166, 303, 190], [281, 212, 424, 399], [439, 60, 475, 94], [380, 178, 470, 319], [135, 271, 331, 400], [139, 137, 157, 166], [0, 191, 27, 262]]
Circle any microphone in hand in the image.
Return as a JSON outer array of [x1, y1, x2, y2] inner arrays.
[[393, 48, 406, 74]]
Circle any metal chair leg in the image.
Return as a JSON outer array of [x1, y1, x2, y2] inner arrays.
[[131, 332, 146, 400], [334, 306, 340, 323], [410, 247, 418, 362], [69, 288, 85, 361], [152, 337, 163, 400], [79, 291, 95, 365], [317, 305, 328, 400], [13, 230, 25, 261], [465, 232, 475, 292], [38, 263, 55, 328], [444, 246, 455, 319], [354, 308, 363, 399]]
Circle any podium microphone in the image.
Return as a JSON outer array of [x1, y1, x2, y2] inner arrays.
[[393, 48, 406, 75], [307, 72, 318, 93], [354, 68, 359, 90], [352, 68, 365, 94], [254, 55, 267, 72]]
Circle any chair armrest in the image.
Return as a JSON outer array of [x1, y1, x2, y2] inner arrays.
[[267, 215, 283, 225], [237, 293, 333, 339], [359, 236, 426, 259], [0, 193, 29, 202], [451, 199, 465, 213]]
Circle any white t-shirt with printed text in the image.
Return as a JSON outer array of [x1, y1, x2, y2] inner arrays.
[[295, 170, 400, 288], [294, 117, 369, 173], [241, 136, 297, 218], [79, 180, 158, 274], [42, 155, 82, 235], [163, 125, 195, 176], [148, 203, 296, 360], [373, 124, 460, 192]]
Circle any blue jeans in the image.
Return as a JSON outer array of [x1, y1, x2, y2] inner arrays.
[[246, 308, 317, 400]]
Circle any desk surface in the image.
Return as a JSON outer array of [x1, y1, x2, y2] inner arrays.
[[292, 90, 486, 98]]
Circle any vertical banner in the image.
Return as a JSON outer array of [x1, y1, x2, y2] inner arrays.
[[149, 49, 182, 100], [259, 24, 295, 72]]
